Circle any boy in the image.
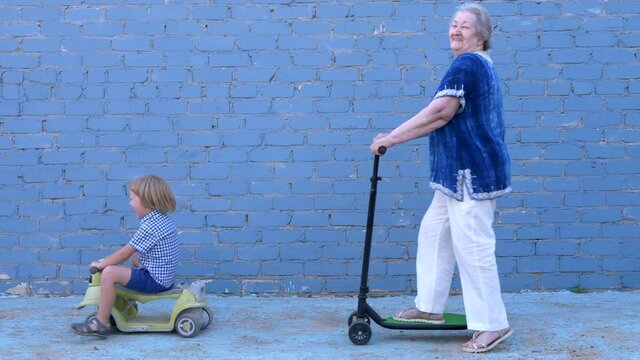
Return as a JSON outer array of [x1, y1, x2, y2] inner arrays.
[[71, 175, 179, 337]]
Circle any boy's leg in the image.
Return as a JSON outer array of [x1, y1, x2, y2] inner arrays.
[[97, 265, 132, 327]]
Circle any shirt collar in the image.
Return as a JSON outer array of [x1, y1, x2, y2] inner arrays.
[[475, 51, 493, 63], [140, 209, 161, 223]]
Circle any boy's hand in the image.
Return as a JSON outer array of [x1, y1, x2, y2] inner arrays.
[[131, 253, 140, 268], [90, 259, 105, 270]]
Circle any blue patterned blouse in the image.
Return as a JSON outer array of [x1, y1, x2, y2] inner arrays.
[[429, 52, 511, 201]]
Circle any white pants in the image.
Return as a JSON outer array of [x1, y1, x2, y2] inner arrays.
[[414, 188, 509, 331]]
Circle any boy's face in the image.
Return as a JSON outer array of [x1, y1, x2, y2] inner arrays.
[[129, 190, 151, 219]]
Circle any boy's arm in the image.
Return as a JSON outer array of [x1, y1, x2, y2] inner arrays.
[[90, 244, 137, 270]]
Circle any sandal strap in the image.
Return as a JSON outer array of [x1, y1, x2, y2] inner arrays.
[[467, 328, 511, 349], [88, 317, 109, 334], [469, 335, 489, 349], [397, 307, 442, 319], [74, 321, 94, 334]]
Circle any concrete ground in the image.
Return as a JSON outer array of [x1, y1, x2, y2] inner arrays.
[[0, 290, 638, 360]]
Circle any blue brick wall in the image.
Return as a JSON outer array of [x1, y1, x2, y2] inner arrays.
[[1, 1, 638, 295]]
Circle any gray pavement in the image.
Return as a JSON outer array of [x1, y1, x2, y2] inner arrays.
[[1, 290, 638, 360]]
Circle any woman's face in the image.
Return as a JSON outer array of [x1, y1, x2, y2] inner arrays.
[[449, 11, 483, 57]]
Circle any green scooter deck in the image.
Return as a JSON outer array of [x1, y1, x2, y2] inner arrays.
[[384, 313, 466, 326]]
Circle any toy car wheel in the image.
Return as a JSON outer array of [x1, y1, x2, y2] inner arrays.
[[201, 307, 212, 330], [175, 310, 201, 338], [347, 311, 370, 326], [348, 321, 372, 345]]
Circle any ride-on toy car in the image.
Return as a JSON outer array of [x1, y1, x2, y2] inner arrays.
[[76, 267, 211, 338]]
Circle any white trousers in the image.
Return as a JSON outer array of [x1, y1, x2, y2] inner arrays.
[[414, 188, 509, 331]]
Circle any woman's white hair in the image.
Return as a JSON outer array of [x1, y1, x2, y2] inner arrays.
[[454, 3, 493, 51]]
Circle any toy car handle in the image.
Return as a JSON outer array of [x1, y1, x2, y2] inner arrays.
[[90, 259, 106, 274], [378, 146, 387, 155]]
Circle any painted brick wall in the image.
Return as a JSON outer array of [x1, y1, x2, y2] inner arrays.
[[0, 1, 638, 295]]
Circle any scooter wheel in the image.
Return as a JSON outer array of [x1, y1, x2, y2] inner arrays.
[[347, 311, 370, 327], [201, 307, 213, 330], [175, 309, 202, 338], [348, 321, 372, 345]]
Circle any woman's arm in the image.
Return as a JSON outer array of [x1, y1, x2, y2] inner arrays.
[[90, 244, 137, 270], [371, 95, 460, 154]]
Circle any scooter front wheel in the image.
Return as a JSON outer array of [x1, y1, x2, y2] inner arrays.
[[347, 311, 370, 327], [348, 321, 372, 345], [175, 309, 202, 338]]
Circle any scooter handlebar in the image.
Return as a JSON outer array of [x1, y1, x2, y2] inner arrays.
[[89, 266, 99, 274], [378, 146, 387, 155]]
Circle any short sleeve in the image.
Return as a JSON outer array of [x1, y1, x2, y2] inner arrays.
[[433, 54, 478, 114]]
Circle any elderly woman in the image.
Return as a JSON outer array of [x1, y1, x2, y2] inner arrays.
[[370, 3, 512, 353]]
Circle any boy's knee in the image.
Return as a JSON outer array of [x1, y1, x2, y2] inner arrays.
[[101, 266, 118, 282], [101, 265, 131, 286]]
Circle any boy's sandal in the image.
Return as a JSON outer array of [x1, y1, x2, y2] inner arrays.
[[462, 327, 513, 353], [71, 317, 110, 338], [392, 307, 445, 324]]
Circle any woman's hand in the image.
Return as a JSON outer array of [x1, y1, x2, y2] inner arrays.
[[371, 133, 394, 155]]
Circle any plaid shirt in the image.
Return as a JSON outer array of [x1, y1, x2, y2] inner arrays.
[[129, 210, 179, 288]]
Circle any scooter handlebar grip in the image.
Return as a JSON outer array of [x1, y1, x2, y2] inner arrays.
[[90, 266, 99, 274], [378, 146, 387, 155]]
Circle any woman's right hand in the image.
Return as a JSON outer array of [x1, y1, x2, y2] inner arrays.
[[371, 133, 393, 155]]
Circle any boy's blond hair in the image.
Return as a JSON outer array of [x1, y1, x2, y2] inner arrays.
[[129, 175, 176, 213]]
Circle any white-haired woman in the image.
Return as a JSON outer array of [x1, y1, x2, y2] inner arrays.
[[371, 3, 512, 353]]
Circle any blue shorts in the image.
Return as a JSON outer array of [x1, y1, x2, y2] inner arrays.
[[125, 268, 172, 293]]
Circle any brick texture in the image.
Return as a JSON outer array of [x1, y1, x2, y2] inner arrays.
[[0, 1, 638, 295]]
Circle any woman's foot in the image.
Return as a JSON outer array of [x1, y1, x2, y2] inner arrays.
[[462, 327, 513, 353], [392, 307, 445, 324]]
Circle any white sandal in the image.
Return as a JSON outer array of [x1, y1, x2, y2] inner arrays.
[[392, 307, 445, 324], [462, 327, 513, 353]]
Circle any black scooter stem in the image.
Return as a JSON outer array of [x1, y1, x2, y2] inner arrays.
[[357, 151, 382, 312]]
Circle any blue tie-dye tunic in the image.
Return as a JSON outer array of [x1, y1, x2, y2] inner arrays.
[[429, 52, 511, 201]]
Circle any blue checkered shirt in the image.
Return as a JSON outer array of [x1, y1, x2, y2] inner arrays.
[[129, 210, 179, 288]]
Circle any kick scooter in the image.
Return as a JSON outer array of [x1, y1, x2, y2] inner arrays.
[[347, 146, 467, 345], [76, 266, 212, 338]]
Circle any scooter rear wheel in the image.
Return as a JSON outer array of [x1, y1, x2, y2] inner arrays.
[[201, 307, 213, 330]]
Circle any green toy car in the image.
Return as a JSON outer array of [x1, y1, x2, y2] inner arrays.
[[77, 268, 212, 338]]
